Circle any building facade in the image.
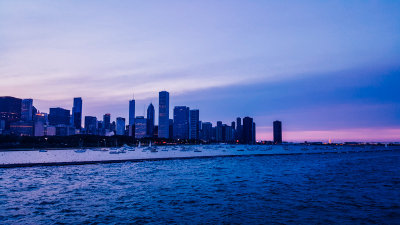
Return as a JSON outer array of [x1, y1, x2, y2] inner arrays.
[[116, 117, 126, 135], [129, 99, 135, 126], [189, 109, 199, 140], [273, 120, 282, 144], [158, 91, 169, 138], [72, 97, 82, 129], [48, 107, 70, 126], [173, 106, 189, 139], [146, 103, 155, 137]]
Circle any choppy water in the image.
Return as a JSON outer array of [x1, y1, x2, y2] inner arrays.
[[0, 151, 399, 224]]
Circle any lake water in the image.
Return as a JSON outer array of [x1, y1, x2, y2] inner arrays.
[[0, 150, 399, 224]]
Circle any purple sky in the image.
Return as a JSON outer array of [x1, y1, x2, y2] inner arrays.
[[1, 1, 399, 142]]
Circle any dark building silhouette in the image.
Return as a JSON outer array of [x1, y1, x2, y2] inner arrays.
[[236, 117, 242, 142], [146, 103, 155, 137], [243, 117, 255, 144], [10, 121, 34, 136], [129, 98, 135, 126], [158, 91, 169, 138], [116, 117, 126, 135], [0, 96, 22, 128], [173, 106, 189, 139], [85, 116, 97, 135], [103, 113, 111, 130], [21, 99, 33, 121], [189, 109, 199, 140], [135, 116, 147, 138], [273, 120, 282, 144], [48, 107, 70, 126], [72, 97, 82, 129], [169, 119, 173, 139], [201, 122, 212, 142]]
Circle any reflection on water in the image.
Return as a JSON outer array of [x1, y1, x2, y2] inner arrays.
[[0, 151, 399, 224]]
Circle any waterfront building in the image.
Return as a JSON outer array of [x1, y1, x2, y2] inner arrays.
[[48, 107, 70, 126], [55, 124, 75, 136], [146, 103, 155, 137], [154, 125, 158, 138], [103, 113, 111, 130], [34, 121, 44, 136], [0, 96, 22, 128], [173, 106, 189, 139], [201, 122, 212, 142], [46, 126, 56, 136], [116, 117, 125, 135], [189, 109, 200, 140], [10, 121, 34, 136], [216, 121, 223, 142], [21, 99, 33, 121], [129, 98, 135, 126], [135, 116, 147, 138], [85, 116, 98, 135], [110, 121, 116, 133], [158, 91, 170, 138], [169, 119, 173, 139], [236, 117, 242, 142], [243, 117, 254, 144], [72, 97, 82, 129], [273, 120, 282, 144]]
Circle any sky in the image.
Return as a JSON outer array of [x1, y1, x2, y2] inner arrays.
[[1, 0, 399, 142]]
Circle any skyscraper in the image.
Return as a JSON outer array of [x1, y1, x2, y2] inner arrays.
[[173, 106, 189, 139], [0, 96, 22, 128], [273, 120, 282, 144], [135, 116, 147, 138], [103, 113, 111, 130], [72, 97, 82, 129], [201, 122, 212, 142], [146, 103, 155, 137], [158, 91, 169, 138], [189, 109, 200, 140], [216, 121, 223, 142], [236, 117, 242, 142], [129, 98, 135, 126], [116, 117, 126, 135], [84, 116, 97, 135], [243, 117, 254, 144], [21, 99, 33, 121], [48, 107, 70, 126]]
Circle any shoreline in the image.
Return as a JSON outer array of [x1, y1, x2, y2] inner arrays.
[[1, 148, 398, 169]]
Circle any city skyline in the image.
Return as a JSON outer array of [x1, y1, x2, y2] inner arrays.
[[1, 1, 400, 142]]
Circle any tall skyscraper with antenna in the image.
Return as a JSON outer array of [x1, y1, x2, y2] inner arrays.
[[129, 94, 135, 126], [158, 91, 169, 138]]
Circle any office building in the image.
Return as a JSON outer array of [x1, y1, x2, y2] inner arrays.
[[173, 106, 189, 139], [10, 121, 34, 136], [273, 120, 282, 144], [85, 116, 98, 135], [189, 109, 200, 140], [147, 103, 155, 137], [135, 116, 147, 138], [129, 98, 135, 126], [0, 96, 22, 128], [158, 91, 169, 138], [21, 99, 33, 121], [243, 117, 254, 144], [236, 117, 242, 142], [116, 117, 126, 135], [103, 113, 111, 130], [48, 107, 70, 126], [201, 122, 212, 142], [72, 97, 82, 129]]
